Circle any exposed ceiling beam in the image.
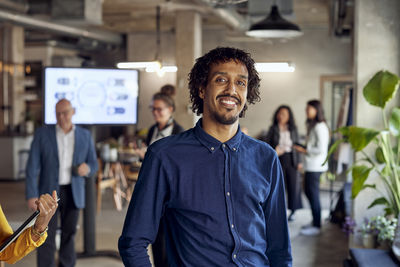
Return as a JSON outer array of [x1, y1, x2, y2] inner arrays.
[[0, 9, 123, 45]]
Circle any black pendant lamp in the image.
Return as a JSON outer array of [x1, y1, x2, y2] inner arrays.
[[246, 5, 303, 38]]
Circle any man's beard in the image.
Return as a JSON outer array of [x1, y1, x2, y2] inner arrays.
[[212, 110, 239, 125]]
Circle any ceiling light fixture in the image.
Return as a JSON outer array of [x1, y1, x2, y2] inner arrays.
[[246, 5, 303, 38], [255, 62, 295, 72]]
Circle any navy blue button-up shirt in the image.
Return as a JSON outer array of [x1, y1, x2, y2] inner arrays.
[[119, 120, 292, 266]]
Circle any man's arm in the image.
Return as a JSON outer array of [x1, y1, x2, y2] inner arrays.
[[83, 133, 98, 177], [264, 154, 292, 267], [25, 131, 42, 202], [118, 149, 168, 267]]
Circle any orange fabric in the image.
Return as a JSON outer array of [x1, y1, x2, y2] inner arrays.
[[0, 205, 46, 264]]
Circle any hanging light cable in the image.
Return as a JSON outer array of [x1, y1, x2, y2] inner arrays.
[[116, 5, 177, 74]]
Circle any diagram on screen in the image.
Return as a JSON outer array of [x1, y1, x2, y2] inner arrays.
[[45, 68, 139, 125]]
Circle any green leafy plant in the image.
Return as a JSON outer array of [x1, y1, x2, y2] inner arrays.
[[327, 70, 400, 216]]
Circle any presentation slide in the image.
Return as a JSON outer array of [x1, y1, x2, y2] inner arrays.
[[44, 68, 139, 125]]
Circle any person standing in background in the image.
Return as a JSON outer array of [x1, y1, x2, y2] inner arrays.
[[135, 90, 184, 160], [146, 91, 184, 147], [265, 105, 302, 221], [294, 99, 329, 236], [25, 99, 98, 267]]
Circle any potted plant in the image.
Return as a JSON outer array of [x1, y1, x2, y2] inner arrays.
[[358, 215, 397, 248], [374, 215, 398, 249], [359, 217, 377, 248], [327, 70, 400, 217]]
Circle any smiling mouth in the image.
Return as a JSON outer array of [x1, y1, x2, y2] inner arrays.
[[217, 95, 241, 109]]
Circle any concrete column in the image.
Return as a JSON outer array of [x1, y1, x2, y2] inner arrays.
[[0, 23, 25, 132], [175, 11, 202, 129], [352, 0, 400, 233]]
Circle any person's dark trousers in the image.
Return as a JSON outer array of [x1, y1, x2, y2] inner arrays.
[[152, 217, 168, 267], [37, 185, 80, 267], [304, 171, 322, 228], [279, 153, 302, 212]]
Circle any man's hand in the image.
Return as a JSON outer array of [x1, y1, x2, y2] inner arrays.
[[27, 197, 38, 211], [77, 163, 90, 176]]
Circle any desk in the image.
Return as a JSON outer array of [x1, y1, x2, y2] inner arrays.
[[349, 248, 400, 267]]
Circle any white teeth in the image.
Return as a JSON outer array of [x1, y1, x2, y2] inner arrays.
[[221, 100, 236, 105]]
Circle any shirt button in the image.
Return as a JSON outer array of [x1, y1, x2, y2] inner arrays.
[[231, 224, 234, 228], [233, 147, 236, 151], [227, 192, 230, 196], [211, 147, 214, 151], [233, 254, 237, 259], [222, 144, 226, 148]]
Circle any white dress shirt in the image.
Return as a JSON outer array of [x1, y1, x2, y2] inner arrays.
[[56, 125, 75, 185]]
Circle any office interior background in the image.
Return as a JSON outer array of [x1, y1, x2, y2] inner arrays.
[[0, 0, 399, 266]]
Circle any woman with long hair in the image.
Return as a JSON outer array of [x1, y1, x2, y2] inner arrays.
[[265, 105, 302, 221], [294, 99, 329, 236]]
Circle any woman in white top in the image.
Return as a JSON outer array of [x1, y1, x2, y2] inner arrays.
[[294, 99, 329, 236]]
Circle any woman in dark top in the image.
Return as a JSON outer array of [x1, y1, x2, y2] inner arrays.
[[146, 92, 184, 146], [265, 105, 302, 221]]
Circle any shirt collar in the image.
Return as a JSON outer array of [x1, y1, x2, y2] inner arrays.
[[56, 124, 75, 135], [194, 119, 243, 153]]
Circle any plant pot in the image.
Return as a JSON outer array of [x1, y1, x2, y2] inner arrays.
[[378, 240, 391, 250], [362, 233, 376, 248]]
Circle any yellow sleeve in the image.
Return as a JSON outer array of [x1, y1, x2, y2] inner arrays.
[[0, 206, 47, 264]]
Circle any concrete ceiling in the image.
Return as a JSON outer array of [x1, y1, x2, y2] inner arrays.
[[101, 0, 331, 33], [0, 0, 352, 51]]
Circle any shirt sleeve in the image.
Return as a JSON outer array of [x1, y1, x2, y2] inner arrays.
[[0, 206, 46, 264], [307, 123, 330, 156], [118, 149, 169, 267], [263, 154, 292, 267]]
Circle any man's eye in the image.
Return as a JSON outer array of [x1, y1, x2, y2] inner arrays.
[[215, 77, 226, 83], [237, 80, 247, 87]]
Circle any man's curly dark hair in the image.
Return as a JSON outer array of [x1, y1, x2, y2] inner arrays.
[[188, 47, 261, 118]]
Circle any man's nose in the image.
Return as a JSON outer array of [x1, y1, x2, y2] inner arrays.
[[225, 80, 237, 94]]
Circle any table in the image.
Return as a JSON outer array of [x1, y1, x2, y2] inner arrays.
[[349, 248, 400, 267]]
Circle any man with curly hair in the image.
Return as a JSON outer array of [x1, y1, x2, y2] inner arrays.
[[119, 47, 292, 267]]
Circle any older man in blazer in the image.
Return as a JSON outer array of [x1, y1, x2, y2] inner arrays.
[[26, 99, 98, 267]]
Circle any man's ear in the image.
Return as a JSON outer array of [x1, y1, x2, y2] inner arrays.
[[199, 87, 205, 99]]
